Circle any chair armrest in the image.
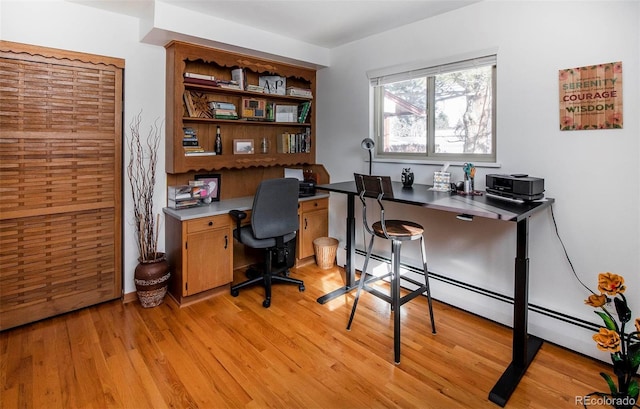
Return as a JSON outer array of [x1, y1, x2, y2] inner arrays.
[[228, 209, 247, 243]]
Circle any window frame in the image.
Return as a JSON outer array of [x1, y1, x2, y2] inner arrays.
[[370, 54, 497, 163]]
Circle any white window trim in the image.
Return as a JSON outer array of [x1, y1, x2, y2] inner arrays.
[[368, 48, 499, 163]]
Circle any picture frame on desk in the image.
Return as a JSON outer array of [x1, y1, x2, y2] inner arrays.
[[194, 174, 221, 202], [233, 139, 254, 154]]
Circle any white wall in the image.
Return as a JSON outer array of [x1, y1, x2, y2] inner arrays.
[[2, 0, 638, 363], [316, 0, 639, 361]]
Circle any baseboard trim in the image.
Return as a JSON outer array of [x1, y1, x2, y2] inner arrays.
[[355, 248, 600, 332]]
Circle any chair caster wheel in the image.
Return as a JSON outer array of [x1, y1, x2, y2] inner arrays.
[[231, 289, 239, 297], [263, 299, 271, 308], [299, 284, 305, 292]]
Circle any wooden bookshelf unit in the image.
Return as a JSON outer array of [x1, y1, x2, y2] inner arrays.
[[165, 41, 317, 174]]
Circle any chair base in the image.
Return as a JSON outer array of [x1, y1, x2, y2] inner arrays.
[[230, 247, 304, 308]]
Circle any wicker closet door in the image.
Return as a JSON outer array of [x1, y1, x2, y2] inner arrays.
[[0, 41, 124, 330]]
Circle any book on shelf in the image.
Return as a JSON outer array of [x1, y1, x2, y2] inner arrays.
[[213, 111, 238, 119], [215, 79, 241, 90], [184, 151, 217, 157], [286, 87, 313, 98], [183, 127, 197, 135], [183, 77, 219, 87], [246, 84, 265, 93], [265, 101, 275, 121], [184, 72, 216, 81], [212, 108, 237, 116], [276, 131, 311, 154], [231, 68, 246, 90], [209, 101, 237, 111], [182, 138, 200, 147], [298, 101, 312, 123], [189, 180, 205, 187]]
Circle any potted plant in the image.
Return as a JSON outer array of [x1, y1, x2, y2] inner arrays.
[[583, 272, 639, 409], [126, 111, 170, 307]]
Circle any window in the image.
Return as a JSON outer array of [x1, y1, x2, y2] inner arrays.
[[371, 55, 496, 162]]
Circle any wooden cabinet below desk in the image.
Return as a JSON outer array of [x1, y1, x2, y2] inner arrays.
[[298, 198, 329, 260], [166, 214, 233, 306]]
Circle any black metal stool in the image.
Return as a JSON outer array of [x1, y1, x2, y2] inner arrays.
[[347, 173, 436, 363]]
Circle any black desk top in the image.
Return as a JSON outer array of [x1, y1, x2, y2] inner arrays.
[[317, 181, 554, 222]]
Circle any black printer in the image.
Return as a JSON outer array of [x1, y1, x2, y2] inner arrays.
[[298, 180, 316, 197], [486, 174, 544, 201]]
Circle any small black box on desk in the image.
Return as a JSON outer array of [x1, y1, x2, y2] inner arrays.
[[299, 181, 316, 197], [486, 174, 544, 201]]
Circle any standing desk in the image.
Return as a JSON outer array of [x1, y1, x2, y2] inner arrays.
[[315, 181, 554, 407]]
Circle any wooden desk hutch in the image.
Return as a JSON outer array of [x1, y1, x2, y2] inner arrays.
[[163, 41, 329, 306]]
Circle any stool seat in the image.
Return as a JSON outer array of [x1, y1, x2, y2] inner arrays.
[[372, 220, 424, 240]]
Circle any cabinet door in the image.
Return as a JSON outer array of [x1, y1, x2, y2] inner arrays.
[[299, 204, 329, 259], [0, 42, 124, 330], [185, 227, 232, 295]]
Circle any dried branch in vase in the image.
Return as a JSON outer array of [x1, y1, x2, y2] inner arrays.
[[126, 111, 163, 262]]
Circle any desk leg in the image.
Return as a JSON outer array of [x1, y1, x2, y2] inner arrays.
[[489, 217, 543, 407], [317, 193, 357, 304]]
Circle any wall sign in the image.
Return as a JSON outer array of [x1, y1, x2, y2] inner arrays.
[[559, 61, 622, 131]]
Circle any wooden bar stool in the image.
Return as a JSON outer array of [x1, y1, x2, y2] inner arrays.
[[347, 173, 436, 363]]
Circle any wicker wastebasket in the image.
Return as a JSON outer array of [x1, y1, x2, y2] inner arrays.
[[313, 237, 339, 269]]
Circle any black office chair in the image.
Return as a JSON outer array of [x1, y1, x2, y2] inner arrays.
[[229, 178, 305, 308], [347, 173, 436, 363]]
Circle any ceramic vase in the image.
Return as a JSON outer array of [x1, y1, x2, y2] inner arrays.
[[401, 168, 414, 188], [134, 252, 170, 308]]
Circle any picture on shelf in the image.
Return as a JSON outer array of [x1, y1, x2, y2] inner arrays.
[[194, 174, 221, 202], [233, 139, 255, 154], [258, 75, 286, 95]]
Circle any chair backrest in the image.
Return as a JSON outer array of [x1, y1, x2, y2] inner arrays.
[[251, 178, 300, 240], [354, 173, 393, 199], [353, 173, 393, 238]]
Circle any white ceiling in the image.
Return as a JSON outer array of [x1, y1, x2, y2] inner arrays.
[[69, 0, 481, 48]]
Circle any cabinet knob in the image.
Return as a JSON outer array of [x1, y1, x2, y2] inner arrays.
[[208, 221, 213, 226]]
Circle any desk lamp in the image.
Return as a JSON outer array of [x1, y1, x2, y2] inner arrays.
[[361, 138, 375, 175]]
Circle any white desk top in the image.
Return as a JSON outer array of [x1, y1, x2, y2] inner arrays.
[[163, 193, 329, 221]]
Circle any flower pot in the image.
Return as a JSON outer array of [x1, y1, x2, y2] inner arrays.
[[134, 252, 170, 308]]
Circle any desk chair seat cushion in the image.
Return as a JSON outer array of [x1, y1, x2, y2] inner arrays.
[[234, 227, 296, 249], [372, 220, 424, 240]]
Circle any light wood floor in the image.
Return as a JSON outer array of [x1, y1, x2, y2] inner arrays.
[[1, 264, 615, 408]]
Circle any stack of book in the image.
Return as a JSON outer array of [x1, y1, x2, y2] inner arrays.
[[216, 79, 242, 90], [209, 101, 238, 120], [182, 127, 215, 156], [246, 84, 265, 93], [276, 130, 311, 154], [184, 72, 217, 86], [286, 87, 313, 98], [183, 127, 199, 147], [168, 185, 203, 209]]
